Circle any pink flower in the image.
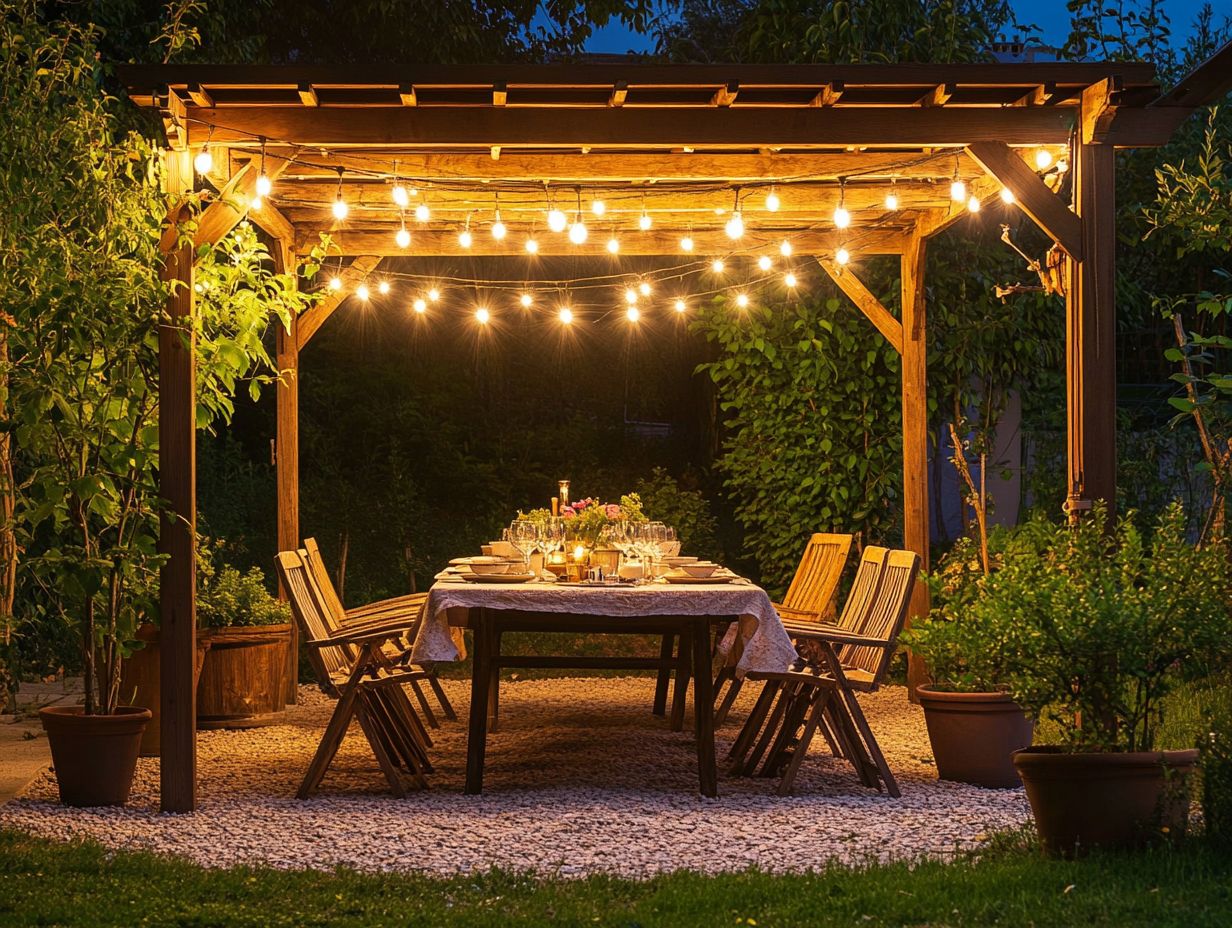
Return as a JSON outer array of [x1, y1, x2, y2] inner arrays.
[[562, 507, 576, 518], [605, 504, 622, 519]]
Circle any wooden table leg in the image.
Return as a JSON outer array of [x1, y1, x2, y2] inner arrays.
[[652, 633, 674, 717], [669, 625, 692, 732], [464, 611, 493, 795], [691, 618, 718, 798]]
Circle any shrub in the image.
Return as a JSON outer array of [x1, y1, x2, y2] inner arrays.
[[633, 468, 723, 563], [1201, 683, 1232, 847], [199, 566, 290, 629]]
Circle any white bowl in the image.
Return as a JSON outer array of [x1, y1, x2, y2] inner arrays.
[[469, 557, 511, 576], [489, 541, 517, 559], [663, 556, 698, 567], [681, 562, 719, 578]]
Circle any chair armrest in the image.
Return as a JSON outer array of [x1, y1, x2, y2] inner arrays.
[[774, 604, 826, 622], [807, 628, 894, 649], [307, 621, 414, 649]]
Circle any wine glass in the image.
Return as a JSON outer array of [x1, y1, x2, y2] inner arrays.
[[539, 517, 565, 570], [509, 520, 539, 576], [658, 526, 679, 561]]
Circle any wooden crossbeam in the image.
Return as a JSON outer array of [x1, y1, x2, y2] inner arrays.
[[296, 255, 382, 349], [609, 81, 628, 107], [1013, 82, 1058, 106], [185, 104, 1077, 149], [297, 83, 319, 107], [965, 140, 1084, 259], [918, 83, 954, 107], [159, 157, 291, 256], [1152, 38, 1232, 108], [816, 258, 903, 354], [248, 198, 297, 249], [912, 174, 1001, 239], [187, 83, 214, 108], [712, 81, 739, 107], [1080, 77, 1122, 144], [399, 84, 417, 106], [159, 88, 188, 150], [298, 227, 909, 257], [808, 82, 844, 107]]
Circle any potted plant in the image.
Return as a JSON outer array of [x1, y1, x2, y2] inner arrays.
[[195, 562, 292, 729], [903, 422, 1034, 788], [976, 503, 1229, 854]]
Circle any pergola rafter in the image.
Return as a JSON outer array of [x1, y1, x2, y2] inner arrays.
[[121, 48, 1231, 813]]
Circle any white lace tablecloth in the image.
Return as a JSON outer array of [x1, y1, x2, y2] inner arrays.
[[410, 578, 799, 676]]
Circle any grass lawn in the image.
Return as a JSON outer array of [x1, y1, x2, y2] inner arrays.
[[2, 829, 1230, 927]]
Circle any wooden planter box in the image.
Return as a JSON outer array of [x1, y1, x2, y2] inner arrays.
[[195, 624, 291, 730], [119, 624, 211, 757]]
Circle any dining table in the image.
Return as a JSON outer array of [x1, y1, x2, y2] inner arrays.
[[410, 567, 799, 797]]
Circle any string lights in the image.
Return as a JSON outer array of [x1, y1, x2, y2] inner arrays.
[[884, 179, 899, 211], [253, 138, 271, 208], [491, 194, 507, 240], [833, 180, 851, 229], [459, 212, 473, 249], [765, 186, 780, 212], [724, 188, 744, 239], [331, 168, 348, 220], [194, 127, 214, 175], [950, 155, 967, 202], [568, 188, 588, 244]]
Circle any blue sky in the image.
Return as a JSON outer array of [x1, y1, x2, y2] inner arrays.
[[577, 0, 1219, 55]]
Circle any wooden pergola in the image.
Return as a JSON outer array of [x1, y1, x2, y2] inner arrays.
[[120, 50, 1232, 812]]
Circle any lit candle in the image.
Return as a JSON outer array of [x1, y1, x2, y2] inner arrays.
[[551, 496, 559, 517], [573, 545, 586, 562]]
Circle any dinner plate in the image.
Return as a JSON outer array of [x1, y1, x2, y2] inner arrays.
[[662, 556, 699, 567], [460, 572, 536, 583], [663, 574, 737, 584], [449, 556, 519, 566]]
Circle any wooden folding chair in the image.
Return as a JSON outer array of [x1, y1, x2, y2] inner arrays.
[[276, 549, 434, 798], [728, 548, 919, 796], [303, 537, 455, 726], [713, 536, 864, 725]]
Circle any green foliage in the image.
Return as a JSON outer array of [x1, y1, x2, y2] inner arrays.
[[693, 291, 902, 593], [198, 564, 290, 629], [1201, 681, 1232, 848], [960, 503, 1231, 752], [633, 467, 723, 563]]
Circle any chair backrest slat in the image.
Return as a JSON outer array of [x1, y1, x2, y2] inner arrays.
[[275, 550, 351, 684], [780, 532, 853, 623], [835, 546, 889, 632], [838, 548, 920, 684], [303, 537, 347, 622]]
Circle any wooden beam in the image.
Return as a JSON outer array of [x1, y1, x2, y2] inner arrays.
[[918, 83, 954, 107], [158, 87, 187, 150], [187, 82, 214, 108], [158, 149, 197, 813], [160, 157, 292, 257], [1065, 129, 1118, 519], [1012, 82, 1057, 107], [712, 81, 739, 107], [609, 81, 628, 107], [899, 232, 930, 699], [297, 83, 319, 107], [272, 240, 300, 707], [298, 227, 908, 257], [248, 198, 297, 247], [184, 105, 1079, 149], [492, 82, 507, 107], [296, 255, 382, 348], [816, 259, 903, 354], [808, 82, 844, 107], [399, 84, 418, 107], [965, 140, 1084, 259], [912, 174, 1002, 239], [1152, 38, 1232, 108]]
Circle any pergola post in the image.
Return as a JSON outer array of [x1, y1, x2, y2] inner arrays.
[[274, 241, 300, 703], [900, 233, 930, 694], [1066, 99, 1119, 520], [159, 149, 198, 813]]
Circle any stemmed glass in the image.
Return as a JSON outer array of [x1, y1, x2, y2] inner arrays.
[[509, 520, 539, 576], [658, 526, 679, 561], [538, 517, 565, 574]]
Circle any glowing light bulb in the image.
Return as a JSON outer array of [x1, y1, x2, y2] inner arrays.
[[519, 292, 533, 308], [1001, 187, 1015, 204], [1035, 148, 1053, 169], [356, 284, 370, 300], [885, 189, 899, 210], [626, 306, 640, 323], [950, 178, 967, 202], [606, 236, 620, 254], [765, 188, 780, 212], [412, 298, 427, 314], [711, 258, 725, 273], [674, 299, 687, 313], [833, 205, 851, 229], [680, 235, 694, 252], [328, 276, 342, 291], [967, 195, 981, 213], [491, 212, 507, 240], [378, 280, 391, 295], [780, 240, 793, 257], [735, 293, 750, 309], [256, 173, 272, 198], [836, 247, 850, 266], [639, 281, 652, 297], [525, 236, 539, 254], [194, 146, 213, 175], [458, 228, 473, 248], [547, 208, 568, 233], [395, 227, 411, 248], [332, 196, 349, 220], [725, 211, 745, 239], [249, 196, 263, 211], [591, 199, 606, 216], [475, 307, 490, 325], [639, 212, 652, 231], [757, 255, 773, 271], [1055, 159, 1069, 174], [625, 288, 638, 304], [392, 184, 410, 208], [428, 288, 440, 302], [415, 203, 430, 222], [558, 307, 574, 325], [568, 220, 588, 244], [784, 272, 798, 288]]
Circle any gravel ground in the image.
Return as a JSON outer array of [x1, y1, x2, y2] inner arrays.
[[0, 677, 1031, 877]]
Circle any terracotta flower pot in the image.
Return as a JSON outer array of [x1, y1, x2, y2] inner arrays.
[[1013, 745, 1199, 856], [38, 705, 151, 807], [917, 685, 1034, 788]]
